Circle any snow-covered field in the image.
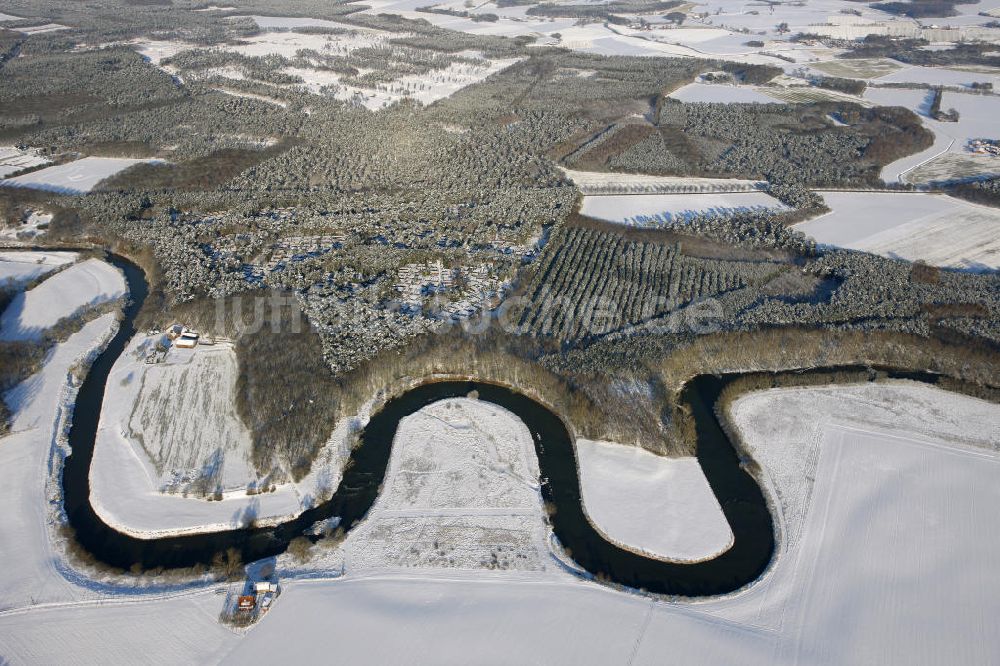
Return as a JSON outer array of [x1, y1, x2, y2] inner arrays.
[[796, 192, 1000, 271], [89, 331, 360, 538], [576, 439, 732, 562], [0, 314, 121, 613], [562, 168, 765, 195], [15, 23, 70, 35], [864, 87, 1000, 183], [341, 398, 549, 572], [581, 191, 789, 226], [669, 82, 783, 104], [0, 157, 150, 195], [100, 340, 257, 494], [0, 258, 126, 341], [0, 250, 76, 286]]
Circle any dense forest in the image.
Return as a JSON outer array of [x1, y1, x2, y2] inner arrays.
[[1, 0, 998, 473]]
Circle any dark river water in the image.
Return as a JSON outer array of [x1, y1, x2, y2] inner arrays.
[[56, 253, 946, 596]]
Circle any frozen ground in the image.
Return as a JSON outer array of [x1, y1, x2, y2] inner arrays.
[[562, 168, 765, 194], [89, 330, 361, 538], [341, 398, 550, 572], [0, 313, 121, 611], [576, 439, 733, 562], [728, 382, 1000, 553], [14, 23, 69, 35], [0, 157, 151, 195], [3, 365, 1000, 663], [90, 344, 298, 536], [796, 192, 1000, 271], [0, 250, 76, 286], [580, 191, 788, 226], [96, 338, 258, 499], [0, 592, 239, 664], [0, 258, 126, 341], [864, 87, 1000, 183], [874, 65, 1000, 89], [669, 82, 783, 104]]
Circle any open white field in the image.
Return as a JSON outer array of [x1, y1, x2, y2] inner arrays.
[[90, 335, 309, 538], [0, 157, 150, 195], [576, 439, 732, 562], [905, 151, 1000, 184], [0, 314, 120, 611], [561, 167, 765, 195], [104, 339, 257, 494], [15, 23, 70, 35], [668, 82, 782, 104], [581, 191, 788, 226], [0, 250, 76, 286], [341, 398, 549, 572], [0, 592, 239, 664], [811, 57, 903, 80], [131, 38, 196, 65], [728, 382, 1000, 551], [865, 87, 1000, 183], [875, 65, 1000, 89], [796, 192, 1000, 270], [0, 258, 126, 341]]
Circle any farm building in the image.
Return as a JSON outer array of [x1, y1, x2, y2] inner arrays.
[[175, 330, 199, 349]]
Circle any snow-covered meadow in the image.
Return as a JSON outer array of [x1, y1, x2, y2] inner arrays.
[[864, 87, 1000, 183], [669, 82, 783, 104], [562, 168, 766, 195], [89, 337, 296, 538], [796, 192, 1000, 271], [581, 191, 789, 226], [340, 398, 549, 572], [89, 332, 363, 538], [576, 439, 732, 562], [0, 258, 126, 341], [0, 250, 76, 286], [0, 157, 151, 195]]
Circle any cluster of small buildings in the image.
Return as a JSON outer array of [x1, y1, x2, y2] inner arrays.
[[237, 581, 280, 615], [142, 324, 211, 364], [967, 138, 1000, 157], [169, 324, 201, 349]]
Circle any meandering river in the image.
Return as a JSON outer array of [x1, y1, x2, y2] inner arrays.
[[56, 253, 950, 596]]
